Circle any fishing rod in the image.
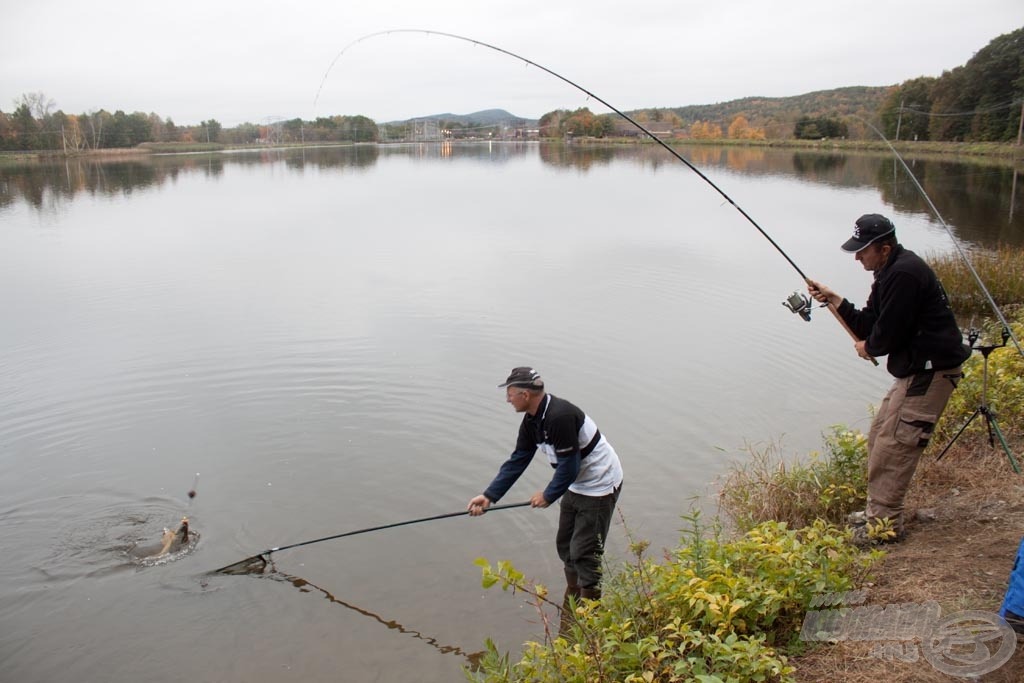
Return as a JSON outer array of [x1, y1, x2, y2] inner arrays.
[[213, 500, 531, 574], [314, 29, 874, 362], [856, 115, 1024, 358]]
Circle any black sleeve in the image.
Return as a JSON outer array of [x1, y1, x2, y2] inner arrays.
[[864, 271, 922, 358]]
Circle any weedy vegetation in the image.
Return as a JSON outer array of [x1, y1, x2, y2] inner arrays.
[[717, 428, 868, 533], [468, 512, 879, 683], [929, 246, 1024, 322]]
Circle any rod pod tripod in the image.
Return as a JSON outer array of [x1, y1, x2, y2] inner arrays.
[[935, 327, 1021, 473]]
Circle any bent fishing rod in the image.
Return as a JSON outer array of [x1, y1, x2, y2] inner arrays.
[[314, 29, 874, 362], [213, 500, 530, 574], [856, 115, 1024, 358]]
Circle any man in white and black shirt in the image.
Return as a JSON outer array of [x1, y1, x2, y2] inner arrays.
[[468, 367, 623, 612]]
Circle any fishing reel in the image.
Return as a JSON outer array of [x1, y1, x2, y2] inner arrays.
[[782, 291, 814, 322]]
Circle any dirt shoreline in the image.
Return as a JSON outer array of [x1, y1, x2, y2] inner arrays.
[[793, 440, 1024, 682]]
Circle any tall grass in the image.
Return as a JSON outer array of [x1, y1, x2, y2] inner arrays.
[[717, 427, 868, 533], [137, 142, 225, 153], [928, 245, 1024, 322]]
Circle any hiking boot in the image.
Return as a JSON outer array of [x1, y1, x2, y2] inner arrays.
[[850, 522, 905, 548], [846, 510, 868, 527]]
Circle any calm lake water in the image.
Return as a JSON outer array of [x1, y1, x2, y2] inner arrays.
[[1, 143, 1021, 682]]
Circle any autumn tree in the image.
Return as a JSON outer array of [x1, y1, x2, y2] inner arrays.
[[60, 114, 86, 151], [727, 115, 766, 140], [563, 107, 600, 136], [689, 120, 722, 139], [538, 109, 566, 137]]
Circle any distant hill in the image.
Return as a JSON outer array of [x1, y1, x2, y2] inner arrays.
[[391, 108, 538, 126], [655, 86, 894, 137], [389, 87, 893, 137]]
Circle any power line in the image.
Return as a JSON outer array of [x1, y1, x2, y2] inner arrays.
[[901, 98, 1023, 119]]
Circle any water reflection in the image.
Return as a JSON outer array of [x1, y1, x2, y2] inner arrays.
[[263, 567, 486, 666], [876, 159, 1024, 244], [2, 143, 1021, 246]]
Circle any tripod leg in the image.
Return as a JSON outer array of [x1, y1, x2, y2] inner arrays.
[[935, 409, 982, 462], [987, 414, 1022, 474]]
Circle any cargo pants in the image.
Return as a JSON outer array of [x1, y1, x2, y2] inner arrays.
[[866, 367, 963, 533]]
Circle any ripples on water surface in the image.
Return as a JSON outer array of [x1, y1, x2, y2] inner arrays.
[[0, 143, 1019, 681]]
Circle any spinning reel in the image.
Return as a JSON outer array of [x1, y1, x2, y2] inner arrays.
[[782, 291, 814, 322]]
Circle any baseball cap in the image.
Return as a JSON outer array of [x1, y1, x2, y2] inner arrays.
[[841, 214, 896, 253], [497, 366, 544, 389]]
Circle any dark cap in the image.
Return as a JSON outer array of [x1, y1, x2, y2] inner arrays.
[[841, 214, 896, 253], [498, 366, 544, 389]]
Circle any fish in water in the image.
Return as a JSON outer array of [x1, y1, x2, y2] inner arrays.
[[158, 516, 190, 556], [130, 516, 192, 560]]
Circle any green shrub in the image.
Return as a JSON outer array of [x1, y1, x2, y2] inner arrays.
[[468, 514, 878, 683], [717, 427, 868, 533]]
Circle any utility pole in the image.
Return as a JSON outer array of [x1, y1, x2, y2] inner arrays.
[[895, 98, 904, 142], [1017, 100, 1023, 146]]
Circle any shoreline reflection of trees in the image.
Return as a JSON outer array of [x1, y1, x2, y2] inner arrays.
[[0, 146, 382, 210], [875, 159, 1024, 245], [3, 145, 1021, 247]]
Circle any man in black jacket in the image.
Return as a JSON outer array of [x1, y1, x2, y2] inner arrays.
[[808, 214, 970, 545]]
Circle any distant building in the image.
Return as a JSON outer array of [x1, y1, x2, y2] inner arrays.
[[411, 120, 441, 142]]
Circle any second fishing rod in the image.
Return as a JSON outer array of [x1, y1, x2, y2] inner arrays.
[[316, 29, 877, 364]]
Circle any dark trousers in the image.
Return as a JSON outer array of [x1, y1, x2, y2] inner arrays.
[[555, 484, 621, 590]]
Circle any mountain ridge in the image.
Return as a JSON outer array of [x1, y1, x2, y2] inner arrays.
[[387, 86, 893, 130]]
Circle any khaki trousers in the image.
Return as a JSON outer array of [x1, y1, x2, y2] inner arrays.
[[866, 367, 962, 532]]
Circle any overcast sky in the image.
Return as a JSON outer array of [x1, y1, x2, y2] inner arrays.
[[3, 1, 1022, 126]]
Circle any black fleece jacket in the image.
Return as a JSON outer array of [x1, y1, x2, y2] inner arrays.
[[837, 245, 970, 378]]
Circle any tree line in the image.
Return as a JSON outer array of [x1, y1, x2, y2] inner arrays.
[[538, 27, 1022, 143], [0, 95, 380, 152], [878, 26, 1023, 142]]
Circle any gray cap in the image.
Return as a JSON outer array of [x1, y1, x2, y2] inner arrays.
[[497, 366, 544, 389]]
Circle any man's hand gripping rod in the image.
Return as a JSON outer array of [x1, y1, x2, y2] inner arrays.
[[787, 281, 879, 366]]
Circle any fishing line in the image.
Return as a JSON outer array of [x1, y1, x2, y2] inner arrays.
[[856, 116, 1024, 357], [314, 28, 872, 356]]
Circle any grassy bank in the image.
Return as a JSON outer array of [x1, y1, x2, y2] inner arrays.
[[567, 135, 1024, 162], [0, 140, 361, 164]]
